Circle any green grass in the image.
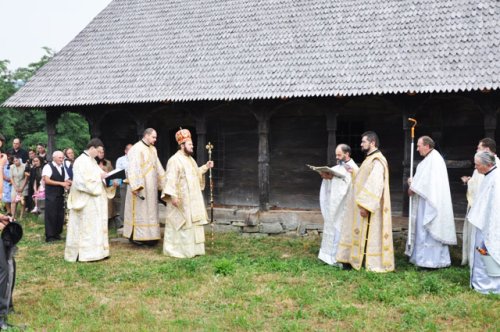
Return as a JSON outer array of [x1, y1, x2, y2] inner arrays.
[[6, 215, 499, 331]]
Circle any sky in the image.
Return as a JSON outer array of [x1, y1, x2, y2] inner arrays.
[[0, 0, 113, 70]]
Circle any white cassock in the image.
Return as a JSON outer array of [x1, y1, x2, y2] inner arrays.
[[462, 155, 500, 266], [406, 149, 457, 268], [318, 159, 359, 266], [466, 166, 500, 294], [65, 153, 116, 262]]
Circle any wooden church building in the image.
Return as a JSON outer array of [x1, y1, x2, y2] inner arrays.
[[4, 0, 500, 233]]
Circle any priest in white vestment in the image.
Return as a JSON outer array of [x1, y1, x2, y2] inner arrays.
[[406, 136, 456, 268], [461, 137, 500, 265], [123, 128, 166, 246], [65, 139, 117, 262], [318, 144, 359, 266], [466, 151, 500, 294], [336, 131, 395, 272], [161, 129, 213, 258]]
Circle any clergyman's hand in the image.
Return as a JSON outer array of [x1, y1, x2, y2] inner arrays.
[[171, 197, 179, 207], [206, 161, 214, 169], [461, 176, 471, 185], [320, 172, 333, 180], [359, 206, 369, 218]]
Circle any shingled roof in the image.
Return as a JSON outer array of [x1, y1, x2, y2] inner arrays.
[[4, 0, 499, 107]]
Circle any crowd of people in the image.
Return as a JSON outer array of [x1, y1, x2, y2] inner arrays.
[[318, 133, 500, 295], [0, 138, 59, 221]]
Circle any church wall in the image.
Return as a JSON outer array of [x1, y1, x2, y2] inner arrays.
[[91, 92, 491, 224]]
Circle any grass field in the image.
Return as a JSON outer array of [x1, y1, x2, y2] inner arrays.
[[7, 215, 499, 331]]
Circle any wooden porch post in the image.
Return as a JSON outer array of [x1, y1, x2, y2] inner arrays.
[[253, 108, 271, 211], [395, 94, 425, 217], [402, 111, 412, 217], [46, 110, 62, 156], [196, 111, 207, 165], [326, 111, 338, 165], [484, 111, 497, 139], [471, 91, 499, 139]]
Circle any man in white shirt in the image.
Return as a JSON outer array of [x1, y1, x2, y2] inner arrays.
[[114, 144, 132, 228], [42, 151, 71, 242]]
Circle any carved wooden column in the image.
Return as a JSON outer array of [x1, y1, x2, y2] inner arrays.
[[484, 111, 497, 139], [135, 120, 145, 140], [392, 94, 425, 217], [401, 111, 412, 217], [196, 112, 207, 165], [84, 110, 105, 139], [46, 110, 62, 156], [471, 91, 499, 139], [326, 111, 338, 165], [253, 109, 271, 211]]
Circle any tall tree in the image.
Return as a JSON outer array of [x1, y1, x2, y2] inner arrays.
[[0, 48, 89, 153]]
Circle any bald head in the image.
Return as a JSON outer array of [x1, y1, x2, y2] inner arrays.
[[143, 128, 157, 146], [335, 144, 352, 162]]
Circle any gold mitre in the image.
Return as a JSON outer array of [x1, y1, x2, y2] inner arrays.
[[175, 127, 192, 145]]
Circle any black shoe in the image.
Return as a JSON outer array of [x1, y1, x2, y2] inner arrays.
[[129, 238, 146, 247], [46, 237, 58, 243], [129, 239, 158, 247], [342, 263, 353, 270]]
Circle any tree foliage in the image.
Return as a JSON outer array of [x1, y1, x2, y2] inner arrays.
[[0, 48, 89, 153]]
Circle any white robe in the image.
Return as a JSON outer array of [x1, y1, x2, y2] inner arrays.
[[161, 151, 209, 258], [462, 155, 500, 266], [65, 153, 115, 262], [406, 149, 456, 268], [467, 166, 500, 294], [318, 159, 358, 266], [123, 140, 165, 241]]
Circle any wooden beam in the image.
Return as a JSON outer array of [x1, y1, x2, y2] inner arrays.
[[253, 109, 271, 211], [326, 111, 338, 165], [484, 111, 497, 139], [195, 111, 207, 165], [46, 110, 61, 157]]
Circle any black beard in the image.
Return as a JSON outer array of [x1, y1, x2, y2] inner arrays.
[[361, 147, 369, 154], [182, 148, 193, 156]]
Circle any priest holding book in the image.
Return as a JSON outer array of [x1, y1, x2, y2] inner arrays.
[[317, 144, 358, 266]]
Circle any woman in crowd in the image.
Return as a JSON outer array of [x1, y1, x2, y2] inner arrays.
[[2, 156, 13, 215], [30, 157, 44, 214], [24, 149, 37, 212], [10, 156, 27, 220]]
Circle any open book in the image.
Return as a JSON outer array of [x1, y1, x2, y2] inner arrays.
[[105, 168, 126, 180], [306, 164, 346, 179], [104, 168, 126, 187]]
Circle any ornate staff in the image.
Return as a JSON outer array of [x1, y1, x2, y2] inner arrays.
[[205, 142, 215, 246], [407, 118, 417, 250]]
